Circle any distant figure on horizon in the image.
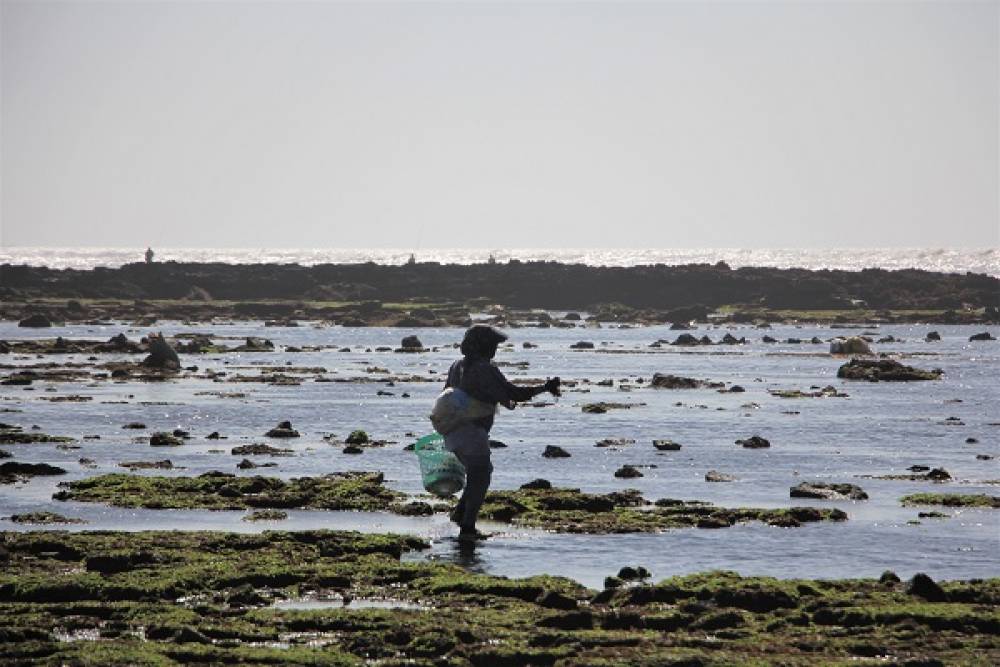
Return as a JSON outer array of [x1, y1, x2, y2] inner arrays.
[[407, 253, 416, 265], [144, 247, 154, 264]]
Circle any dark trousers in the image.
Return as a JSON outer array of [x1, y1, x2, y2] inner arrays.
[[453, 452, 493, 531]]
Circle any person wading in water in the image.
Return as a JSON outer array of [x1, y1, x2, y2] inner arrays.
[[444, 325, 560, 541]]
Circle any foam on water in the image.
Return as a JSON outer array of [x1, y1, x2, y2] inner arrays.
[[2, 247, 998, 276]]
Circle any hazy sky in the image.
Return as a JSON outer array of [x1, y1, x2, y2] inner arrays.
[[1, 0, 997, 249]]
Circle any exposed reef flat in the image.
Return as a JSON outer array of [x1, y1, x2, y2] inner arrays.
[[2, 261, 998, 322], [0, 530, 997, 665], [52, 476, 848, 534]]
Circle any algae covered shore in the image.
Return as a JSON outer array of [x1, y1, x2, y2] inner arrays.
[[1, 261, 998, 664], [2, 529, 997, 666]]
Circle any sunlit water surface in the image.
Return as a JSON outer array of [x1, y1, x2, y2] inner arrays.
[[1, 320, 997, 588]]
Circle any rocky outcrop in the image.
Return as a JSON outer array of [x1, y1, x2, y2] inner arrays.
[[5, 262, 996, 311], [829, 337, 873, 355], [837, 359, 942, 381], [141, 333, 180, 370]]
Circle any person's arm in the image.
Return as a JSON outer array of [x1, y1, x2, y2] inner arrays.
[[482, 366, 558, 405]]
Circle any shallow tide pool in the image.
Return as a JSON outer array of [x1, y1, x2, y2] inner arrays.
[[1, 320, 997, 587]]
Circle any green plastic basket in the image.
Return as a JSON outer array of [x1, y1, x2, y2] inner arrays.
[[413, 432, 466, 497]]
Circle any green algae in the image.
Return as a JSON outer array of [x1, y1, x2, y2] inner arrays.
[[480, 487, 848, 533], [0, 531, 996, 666], [53, 471, 404, 511], [900, 493, 1000, 509]]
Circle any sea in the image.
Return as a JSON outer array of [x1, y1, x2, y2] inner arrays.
[[1, 247, 999, 276], [1, 318, 997, 588]]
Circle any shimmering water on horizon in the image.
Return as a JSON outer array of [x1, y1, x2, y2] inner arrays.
[[2, 246, 998, 276]]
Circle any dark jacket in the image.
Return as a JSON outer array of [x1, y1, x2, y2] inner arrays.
[[445, 357, 540, 433]]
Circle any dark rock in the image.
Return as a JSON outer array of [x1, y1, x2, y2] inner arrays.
[[236, 458, 277, 470], [705, 470, 735, 483], [762, 335, 777, 343], [119, 460, 173, 470], [879, 570, 901, 584], [650, 373, 702, 389], [206, 431, 221, 440], [563, 312, 581, 321], [141, 333, 180, 370], [614, 465, 643, 478], [149, 432, 183, 447], [728, 385, 745, 393], [906, 573, 947, 602], [617, 566, 651, 581], [570, 341, 594, 349], [720, 333, 745, 345], [520, 479, 552, 490], [969, 331, 996, 341], [542, 445, 571, 458], [536, 590, 578, 610], [342, 445, 363, 454], [671, 333, 701, 346], [231, 444, 292, 456], [837, 359, 942, 382], [926, 468, 951, 481], [653, 440, 681, 451], [345, 430, 369, 445], [400, 335, 423, 350], [925, 331, 941, 341], [18, 314, 51, 328], [735, 435, 770, 449], [172, 429, 190, 439], [0, 461, 67, 480], [790, 482, 868, 501], [266, 421, 300, 438], [122, 422, 147, 430]]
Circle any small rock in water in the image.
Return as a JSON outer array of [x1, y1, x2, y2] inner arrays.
[[735, 435, 770, 449], [542, 445, 571, 458], [342, 445, 363, 454], [925, 331, 941, 342], [969, 331, 996, 341], [520, 478, 552, 490], [705, 470, 736, 483], [614, 465, 643, 478], [790, 482, 868, 501], [400, 335, 423, 350], [266, 421, 300, 438], [345, 429, 370, 445], [122, 422, 147, 430], [149, 432, 183, 447], [653, 440, 681, 451], [570, 341, 595, 349]]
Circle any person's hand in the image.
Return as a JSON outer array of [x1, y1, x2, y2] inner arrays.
[[544, 377, 561, 397]]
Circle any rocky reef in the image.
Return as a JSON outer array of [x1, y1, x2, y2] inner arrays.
[[0, 530, 996, 665]]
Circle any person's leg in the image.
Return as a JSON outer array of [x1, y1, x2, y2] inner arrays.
[[454, 452, 492, 534]]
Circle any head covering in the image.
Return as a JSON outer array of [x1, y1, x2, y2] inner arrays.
[[460, 325, 508, 359]]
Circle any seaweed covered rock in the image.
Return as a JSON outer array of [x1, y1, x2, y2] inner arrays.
[[837, 359, 942, 381], [53, 471, 404, 511], [650, 374, 703, 389], [1, 461, 67, 483]]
